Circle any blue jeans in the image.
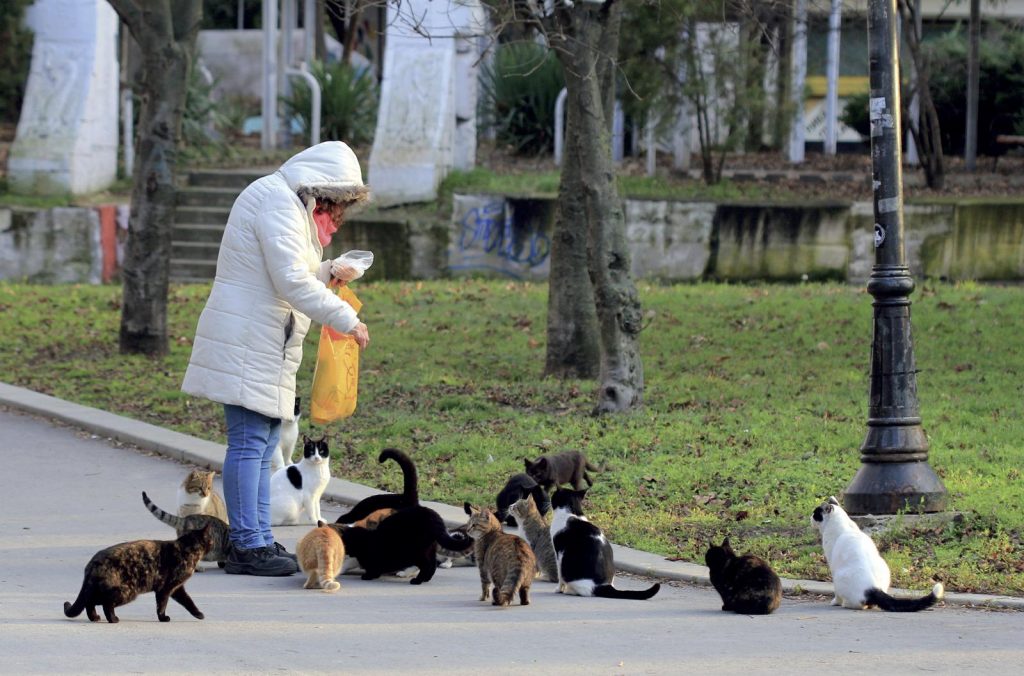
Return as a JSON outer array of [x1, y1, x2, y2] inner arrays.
[[223, 404, 281, 550]]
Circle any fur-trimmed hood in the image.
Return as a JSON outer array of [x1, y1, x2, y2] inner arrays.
[[279, 141, 372, 209]]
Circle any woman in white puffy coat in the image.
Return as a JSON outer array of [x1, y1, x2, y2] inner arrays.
[[182, 141, 370, 576]]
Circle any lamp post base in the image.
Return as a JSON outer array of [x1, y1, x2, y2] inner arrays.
[[843, 461, 948, 515]]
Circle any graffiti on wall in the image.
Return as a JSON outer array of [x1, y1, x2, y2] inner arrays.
[[448, 197, 552, 280]]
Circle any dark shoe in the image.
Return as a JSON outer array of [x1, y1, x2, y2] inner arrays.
[[267, 542, 298, 563], [225, 542, 298, 576]]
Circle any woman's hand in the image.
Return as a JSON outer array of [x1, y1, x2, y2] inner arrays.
[[348, 322, 369, 349]]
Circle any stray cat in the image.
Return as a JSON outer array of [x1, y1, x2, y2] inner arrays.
[[550, 488, 660, 600], [435, 521, 476, 569], [524, 450, 599, 492], [509, 495, 559, 582], [63, 524, 213, 623], [177, 469, 228, 523], [143, 491, 230, 569], [812, 496, 944, 611], [465, 503, 535, 607], [297, 521, 346, 592], [704, 537, 782, 615], [270, 396, 302, 474], [335, 449, 419, 524], [338, 506, 473, 585], [271, 434, 332, 525], [495, 473, 551, 526]]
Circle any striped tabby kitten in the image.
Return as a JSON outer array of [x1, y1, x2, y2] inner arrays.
[[509, 494, 558, 582], [177, 469, 228, 523], [464, 503, 535, 607], [143, 491, 230, 569], [63, 524, 213, 623], [297, 521, 346, 592]]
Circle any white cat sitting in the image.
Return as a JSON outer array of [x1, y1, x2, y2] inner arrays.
[[270, 397, 302, 474], [811, 496, 943, 612], [270, 434, 331, 525]]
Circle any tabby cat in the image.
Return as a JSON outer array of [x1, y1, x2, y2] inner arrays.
[[508, 494, 558, 582], [63, 524, 213, 623], [464, 503, 535, 607], [339, 506, 473, 584], [297, 521, 346, 592], [705, 537, 782, 615], [335, 449, 418, 524], [143, 491, 230, 569], [177, 469, 228, 523]]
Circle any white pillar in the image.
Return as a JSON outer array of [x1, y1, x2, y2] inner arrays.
[[261, 0, 278, 150], [788, 0, 808, 164], [9, 0, 119, 195], [824, 0, 842, 156]]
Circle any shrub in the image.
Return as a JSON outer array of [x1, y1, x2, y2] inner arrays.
[[0, 0, 34, 123], [282, 60, 378, 146], [479, 41, 564, 156]]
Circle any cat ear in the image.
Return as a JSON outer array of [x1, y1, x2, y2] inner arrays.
[[523, 458, 532, 470], [721, 537, 731, 550], [463, 501, 473, 515], [828, 496, 840, 506]]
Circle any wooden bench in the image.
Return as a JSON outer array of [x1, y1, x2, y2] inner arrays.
[[993, 134, 1024, 168]]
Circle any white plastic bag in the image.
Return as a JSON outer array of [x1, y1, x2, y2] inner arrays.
[[330, 250, 374, 282]]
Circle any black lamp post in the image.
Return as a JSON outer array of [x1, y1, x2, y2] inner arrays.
[[842, 0, 948, 515]]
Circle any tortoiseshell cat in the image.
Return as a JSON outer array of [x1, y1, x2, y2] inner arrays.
[[177, 469, 228, 523], [297, 521, 346, 592], [63, 524, 213, 623], [705, 537, 782, 615], [464, 503, 535, 607], [509, 494, 558, 582], [335, 449, 419, 524], [143, 491, 230, 569]]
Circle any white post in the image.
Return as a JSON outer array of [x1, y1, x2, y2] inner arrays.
[[280, 0, 295, 146], [646, 115, 656, 176], [824, 0, 842, 156], [287, 63, 320, 145], [788, 0, 807, 164], [261, 0, 278, 150], [554, 87, 567, 166], [303, 0, 315, 65], [905, 6, 922, 166], [121, 88, 134, 177], [612, 100, 624, 164]]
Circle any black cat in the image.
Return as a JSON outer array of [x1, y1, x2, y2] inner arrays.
[[495, 472, 550, 526], [705, 537, 782, 615]]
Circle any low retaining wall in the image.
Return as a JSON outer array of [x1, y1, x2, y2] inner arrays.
[[450, 194, 1024, 284], [4, 197, 1024, 284]]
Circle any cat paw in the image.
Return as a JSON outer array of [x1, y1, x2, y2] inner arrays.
[[438, 559, 453, 569], [322, 581, 341, 593], [193, 612, 205, 620], [158, 615, 170, 622], [409, 578, 425, 585]]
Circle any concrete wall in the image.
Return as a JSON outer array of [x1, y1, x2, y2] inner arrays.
[[0, 207, 103, 283]]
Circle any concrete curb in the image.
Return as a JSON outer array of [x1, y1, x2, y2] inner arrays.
[[2, 381, 1022, 611]]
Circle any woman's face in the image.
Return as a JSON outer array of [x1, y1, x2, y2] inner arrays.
[[316, 201, 347, 228]]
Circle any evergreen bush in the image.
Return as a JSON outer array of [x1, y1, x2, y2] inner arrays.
[[0, 0, 34, 124], [282, 60, 378, 146]]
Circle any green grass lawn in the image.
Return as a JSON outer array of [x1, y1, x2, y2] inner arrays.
[[1, 280, 1021, 595]]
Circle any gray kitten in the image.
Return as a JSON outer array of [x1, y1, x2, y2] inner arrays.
[[524, 450, 598, 491]]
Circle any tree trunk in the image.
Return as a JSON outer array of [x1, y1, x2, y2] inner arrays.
[[109, 1, 202, 356], [548, 2, 643, 413]]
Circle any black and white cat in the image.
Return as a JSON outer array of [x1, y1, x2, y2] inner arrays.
[[549, 488, 660, 600], [270, 397, 302, 474], [812, 496, 944, 611], [270, 434, 331, 526]]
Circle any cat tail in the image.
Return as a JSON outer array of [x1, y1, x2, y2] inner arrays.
[[865, 583, 944, 612], [317, 539, 341, 592], [142, 491, 184, 530], [434, 523, 475, 553], [593, 582, 661, 600], [379, 448, 419, 505], [63, 586, 89, 618]]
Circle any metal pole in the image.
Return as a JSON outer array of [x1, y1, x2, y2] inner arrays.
[[261, 0, 278, 150], [965, 0, 981, 171], [823, 0, 842, 156], [303, 0, 315, 66], [842, 0, 948, 515], [788, 0, 807, 164]]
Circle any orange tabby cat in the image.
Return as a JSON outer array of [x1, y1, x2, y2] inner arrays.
[[465, 503, 535, 607], [296, 521, 346, 592]]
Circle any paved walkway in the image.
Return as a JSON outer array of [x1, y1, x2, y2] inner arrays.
[[1, 391, 1022, 674]]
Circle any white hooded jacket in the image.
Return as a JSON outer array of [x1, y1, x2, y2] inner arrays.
[[181, 142, 368, 421]]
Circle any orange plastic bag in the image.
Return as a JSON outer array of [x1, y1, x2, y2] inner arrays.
[[310, 285, 362, 424]]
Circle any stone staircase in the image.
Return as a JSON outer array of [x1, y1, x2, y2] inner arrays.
[[171, 168, 269, 282]]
